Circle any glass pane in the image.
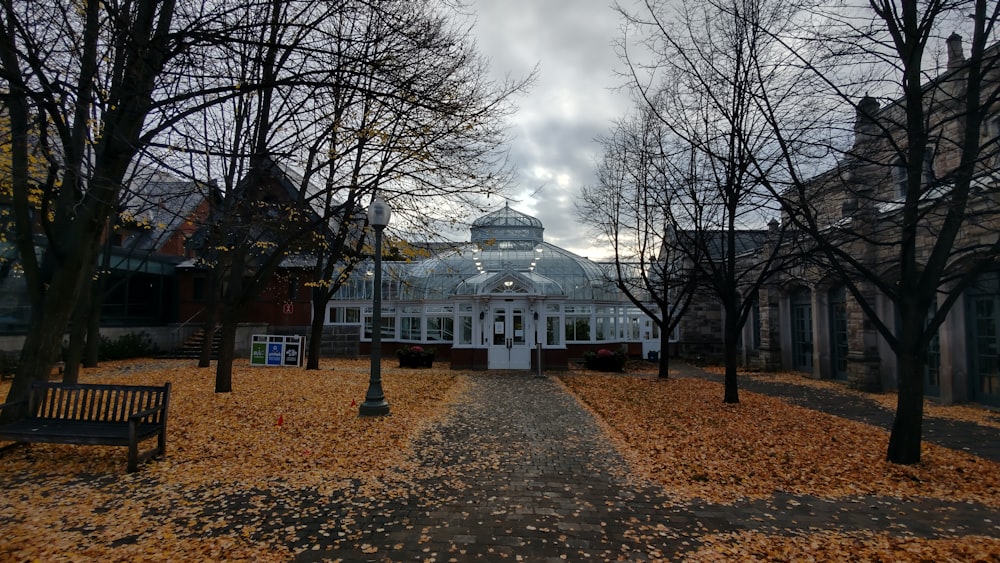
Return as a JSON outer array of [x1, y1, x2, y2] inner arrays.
[[547, 317, 561, 346], [400, 317, 420, 340], [380, 317, 395, 339], [493, 311, 505, 345], [459, 316, 473, 345], [974, 297, 999, 396], [427, 316, 454, 341], [566, 317, 590, 341], [512, 309, 525, 345]]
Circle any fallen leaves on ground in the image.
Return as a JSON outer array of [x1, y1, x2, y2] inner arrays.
[[0, 359, 465, 562], [560, 373, 1000, 562], [689, 530, 1000, 562], [703, 365, 1000, 429], [2, 360, 998, 562], [559, 374, 1000, 506]]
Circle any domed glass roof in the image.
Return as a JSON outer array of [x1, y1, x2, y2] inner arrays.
[[470, 202, 544, 247], [395, 205, 617, 301]]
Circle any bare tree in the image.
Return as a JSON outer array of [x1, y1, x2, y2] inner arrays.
[[580, 107, 700, 379], [616, 0, 797, 402], [751, 0, 1000, 464]]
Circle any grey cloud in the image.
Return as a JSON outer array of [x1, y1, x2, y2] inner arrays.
[[470, 0, 634, 258]]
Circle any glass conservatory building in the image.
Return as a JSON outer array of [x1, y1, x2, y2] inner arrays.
[[326, 204, 662, 370]]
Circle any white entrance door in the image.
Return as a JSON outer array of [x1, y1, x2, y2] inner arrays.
[[488, 302, 531, 369]]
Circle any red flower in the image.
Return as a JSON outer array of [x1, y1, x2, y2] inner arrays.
[[597, 349, 614, 357]]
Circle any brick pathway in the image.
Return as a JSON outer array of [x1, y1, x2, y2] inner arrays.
[[292, 371, 1000, 562]]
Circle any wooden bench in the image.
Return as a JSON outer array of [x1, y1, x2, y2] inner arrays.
[[0, 381, 170, 472]]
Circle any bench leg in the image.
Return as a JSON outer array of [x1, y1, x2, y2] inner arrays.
[[127, 441, 138, 473], [158, 428, 167, 459]]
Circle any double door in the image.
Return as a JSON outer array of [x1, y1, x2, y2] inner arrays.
[[488, 302, 531, 370]]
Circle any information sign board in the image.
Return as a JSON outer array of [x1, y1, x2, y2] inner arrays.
[[250, 335, 305, 367]]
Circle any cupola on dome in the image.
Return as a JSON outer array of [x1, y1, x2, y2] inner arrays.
[[470, 202, 544, 248]]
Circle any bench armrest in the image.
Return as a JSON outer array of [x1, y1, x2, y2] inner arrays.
[[128, 404, 166, 422], [0, 398, 27, 415]]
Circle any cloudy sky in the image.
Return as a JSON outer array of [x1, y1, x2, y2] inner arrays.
[[468, 0, 635, 261]]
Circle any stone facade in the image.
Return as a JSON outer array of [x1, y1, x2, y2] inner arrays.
[[677, 36, 1000, 405]]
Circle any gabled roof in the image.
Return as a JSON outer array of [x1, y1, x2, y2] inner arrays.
[[673, 229, 770, 260], [118, 171, 212, 253], [258, 157, 347, 223]]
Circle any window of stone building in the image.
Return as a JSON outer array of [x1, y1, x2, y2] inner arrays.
[[546, 304, 562, 346], [892, 146, 936, 199], [455, 304, 474, 345], [791, 288, 813, 373], [363, 306, 396, 340], [967, 272, 1000, 406], [829, 286, 848, 380], [328, 306, 360, 324]]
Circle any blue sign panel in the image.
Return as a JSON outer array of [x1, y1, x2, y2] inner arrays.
[[267, 343, 283, 366]]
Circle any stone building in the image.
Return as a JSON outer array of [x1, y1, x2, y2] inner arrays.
[[718, 35, 1000, 406]]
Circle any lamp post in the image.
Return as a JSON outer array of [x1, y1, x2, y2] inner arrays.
[[360, 196, 391, 416]]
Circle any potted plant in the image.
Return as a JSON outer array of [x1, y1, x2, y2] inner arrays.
[[397, 345, 435, 368], [583, 348, 626, 372]]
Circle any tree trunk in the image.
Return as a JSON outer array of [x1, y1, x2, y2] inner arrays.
[[62, 282, 93, 384], [3, 234, 103, 419], [306, 292, 325, 370], [83, 295, 102, 368], [657, 323, 670, 379], [2, 271, 88, 420], [198, 268, 221, 368], [84, 235, 114, 368], [214, 308, 240, 393], [887, 326, 926, 464], [63, 318, 86, 384], [722, 305, 740, 404], [723, 345, 740, 403], [198, 316, 217, 368]]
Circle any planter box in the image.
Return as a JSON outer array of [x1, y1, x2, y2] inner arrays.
[[583, 350, 626, 372], [398, 354, 434, 368]]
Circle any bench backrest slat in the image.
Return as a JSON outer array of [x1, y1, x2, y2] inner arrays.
[[29, 382, 168, 423], [84, 387, 101, 420], [107, 388, 121, 421]]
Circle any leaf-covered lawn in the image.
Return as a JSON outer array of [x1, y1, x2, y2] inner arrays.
[[0, 359, 466, 562], [1, 360, 998, 561], [560, 372, 1000, 561]]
